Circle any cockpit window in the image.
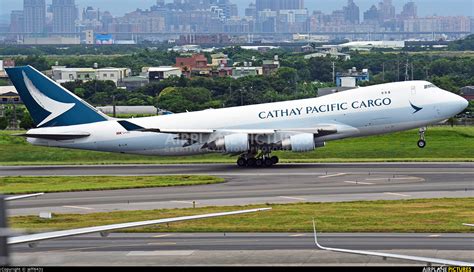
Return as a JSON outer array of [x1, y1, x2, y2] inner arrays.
[[424, 84, 436, 89]]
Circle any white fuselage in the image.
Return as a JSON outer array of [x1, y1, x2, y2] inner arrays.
[[26, 81, 468, 156]]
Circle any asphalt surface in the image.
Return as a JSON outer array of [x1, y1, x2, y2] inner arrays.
[[10, 233, 474, 266], [3, 163, 473, 266], [2, 163, 473, 215]]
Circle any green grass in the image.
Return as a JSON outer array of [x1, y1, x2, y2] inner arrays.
[[9, 198, 474, 233], [0, 176, 224, 194], [0, 126, 473, 165]]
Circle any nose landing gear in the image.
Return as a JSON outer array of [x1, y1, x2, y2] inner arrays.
[[417, 127, 427, 149]]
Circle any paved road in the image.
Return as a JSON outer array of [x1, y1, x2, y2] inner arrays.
[[2, 163, 473, 215], [10, 233, 474, 266]]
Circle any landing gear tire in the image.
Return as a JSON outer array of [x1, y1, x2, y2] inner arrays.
[[417, 139, 426, 149], [237, 158, 247, 167], [270, 156, 279, 165], [255, 159, 264, 167], [264, 158, 274, 167], [418, 127, 427, 149], [247, 158, 257, 167]]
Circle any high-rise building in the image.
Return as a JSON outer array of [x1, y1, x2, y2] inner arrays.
[[256, 0, 304, 12], [245, 3, 257, 18], [51, 0, 77, 33], [217, 0, 238, 19], [10, 11, 24, 33], [343, 0, 360, 24], [363, 5, 379, 23], [378, 0, 395, 21], [400, 1, 417, 20], [23, 0, 46, 34]]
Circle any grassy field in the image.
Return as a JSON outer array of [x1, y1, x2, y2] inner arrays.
[[9, 198, 474, 233], [0, 126, 472, 165], [0, 176, 224, 194]]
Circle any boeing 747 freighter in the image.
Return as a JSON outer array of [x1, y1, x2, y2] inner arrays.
[[6, 66, 468, 167]]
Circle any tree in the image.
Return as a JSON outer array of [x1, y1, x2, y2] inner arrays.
[[20, 112, 35, 130], [0, 79, 9, 86], [156, 87, 218, 113], [307, 57, 333, 82], [0, 118, 7, 130]]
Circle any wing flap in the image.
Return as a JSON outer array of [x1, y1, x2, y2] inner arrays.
[[9, 208, 271, 245]]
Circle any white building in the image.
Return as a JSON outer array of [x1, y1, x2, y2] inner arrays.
[[51, 66, 96, 83], [232, 66, 263, 78], [96, 68, 131, 85], [52, 66, 131, 85], [325, 41, 406, 51], [305, 48, 351, 61]]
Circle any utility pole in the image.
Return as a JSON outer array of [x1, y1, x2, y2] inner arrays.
[[405, 59, 409, 81], [382, 62, 385, 82], [12, 102, 17, 129], [332, 62, 336, 84], [397, 60, 400, 81], [411, 63, 414, 81], [112, 95, 116, 118], [240, 89, 244, 106]]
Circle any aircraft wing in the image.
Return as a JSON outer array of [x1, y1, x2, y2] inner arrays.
[[118, 120, 338, 137], [9, 208, 271, 246], [5, 193, 45, 201], [312, 220, 474, 267]]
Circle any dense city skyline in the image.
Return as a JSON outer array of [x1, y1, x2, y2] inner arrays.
[[0, 0, 472, 20], [1, 0, 472, 44]]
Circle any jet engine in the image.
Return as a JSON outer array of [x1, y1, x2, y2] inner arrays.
[[210, 133, 249, 153], [281, 133, 325, 152]]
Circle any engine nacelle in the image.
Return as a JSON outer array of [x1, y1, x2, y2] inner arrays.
[[211, 133, 249, 153], [281, 133, 325, 152]]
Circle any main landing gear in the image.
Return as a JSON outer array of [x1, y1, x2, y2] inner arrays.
[[237, 156, 279, 168], [417, 127, 427, 149], [236, 149, 280, 168]]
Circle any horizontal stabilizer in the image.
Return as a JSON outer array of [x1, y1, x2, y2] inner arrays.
[[15, 132, 90, 141]]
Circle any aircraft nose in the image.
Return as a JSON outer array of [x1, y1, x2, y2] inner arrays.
[[455, 94, 469, 111], [460, 96, 469, 110], [446, 91, 469, 114]]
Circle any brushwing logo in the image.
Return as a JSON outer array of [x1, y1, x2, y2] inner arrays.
[[22, 71, 75, 127], [410, 101, 423, 114]]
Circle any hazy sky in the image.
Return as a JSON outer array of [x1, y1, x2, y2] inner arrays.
[[0, 0, 472, 18]]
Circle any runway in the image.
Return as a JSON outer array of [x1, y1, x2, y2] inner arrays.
[[2, 163, 473, 215], [10, 233, 474, 266]]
